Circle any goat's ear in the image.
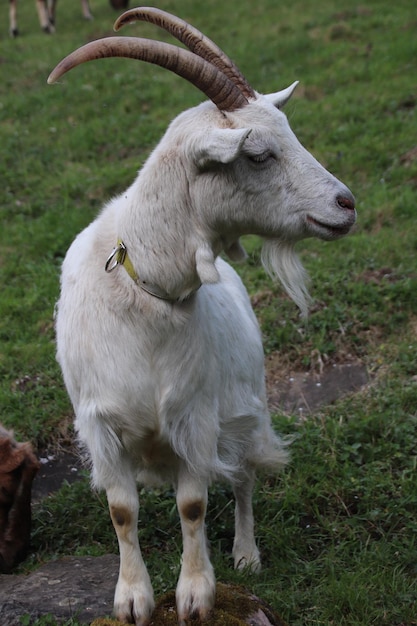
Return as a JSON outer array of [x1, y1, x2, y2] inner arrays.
[[194, 128, 252, 168], [264, 81, 299, 109]]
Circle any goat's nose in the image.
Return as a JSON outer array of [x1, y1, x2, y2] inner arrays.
[[336, 192, 355, 212]]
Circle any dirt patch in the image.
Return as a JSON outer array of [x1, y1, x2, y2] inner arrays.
[[265, 354, 369, 415], [32, 450, 84, 503], [357, 267, 397, 284], [400, 145, 417, 166]]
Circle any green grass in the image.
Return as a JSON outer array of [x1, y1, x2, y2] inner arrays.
[[1, 0, 416, 624]]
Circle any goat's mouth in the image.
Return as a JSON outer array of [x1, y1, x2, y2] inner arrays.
[[306, 215, 353, 239]]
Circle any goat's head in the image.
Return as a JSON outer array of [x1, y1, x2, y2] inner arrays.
[[48, 7, 356, 314]]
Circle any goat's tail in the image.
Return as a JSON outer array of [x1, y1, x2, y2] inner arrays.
[[171, 410, 290, 485], [247, 427, 291, 473]]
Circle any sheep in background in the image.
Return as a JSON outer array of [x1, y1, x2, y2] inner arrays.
[[48, 8, 356, 625], [0, 425, 40, 573], [9, 0, 92, 37]]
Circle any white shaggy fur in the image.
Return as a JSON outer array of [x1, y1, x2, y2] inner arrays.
[[55, 84, 355, 624]]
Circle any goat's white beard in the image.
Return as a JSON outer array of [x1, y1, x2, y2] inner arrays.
[[261, 239, 311, 318]]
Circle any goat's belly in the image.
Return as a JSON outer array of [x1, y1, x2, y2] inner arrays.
[[122, 428, 180, 485]]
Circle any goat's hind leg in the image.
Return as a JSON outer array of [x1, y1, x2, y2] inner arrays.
[[232, 467, 261, 572], [81, 0, 93, 20], [175, 463, 215, 624], [36, 0, 54, 33], [107, 477, 154, 625]]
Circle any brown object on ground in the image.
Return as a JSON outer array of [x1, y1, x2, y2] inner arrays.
[[0, 425, 40, 573]]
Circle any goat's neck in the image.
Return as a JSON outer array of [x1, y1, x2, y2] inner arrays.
[[116, 172, 219, 302]]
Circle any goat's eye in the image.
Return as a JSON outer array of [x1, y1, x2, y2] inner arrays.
[[248, 151, 273, 164]]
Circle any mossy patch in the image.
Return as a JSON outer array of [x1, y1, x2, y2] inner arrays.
[[90, 583, 288, 626], [90, 620, 126, 626], [150, 583, 287, 626]]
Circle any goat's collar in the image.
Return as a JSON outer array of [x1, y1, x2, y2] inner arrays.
[[105, 239, 180, 302]]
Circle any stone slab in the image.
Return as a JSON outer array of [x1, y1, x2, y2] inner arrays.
[[0, 554, 119, 625]]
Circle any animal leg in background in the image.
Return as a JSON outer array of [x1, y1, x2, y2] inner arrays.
[[47, 0, 93, 26], [9, 0, 93, 37], [80, 0, 93, 20], [36, 0, 54, 32], [9, 0, 18, 36]]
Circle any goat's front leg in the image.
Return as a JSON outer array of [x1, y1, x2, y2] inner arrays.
[[175, 464, 215, 624], [107, 480, 154, 626], [232, 468, 261, 572]]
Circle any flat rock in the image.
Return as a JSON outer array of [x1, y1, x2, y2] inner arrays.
[[0, 554, 118, 625], [0, 558, 287, 626]]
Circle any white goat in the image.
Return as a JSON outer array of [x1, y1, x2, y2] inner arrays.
[[48, 8, 356, 625], [9, 0, 92, 37]]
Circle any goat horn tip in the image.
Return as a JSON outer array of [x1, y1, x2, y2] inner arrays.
[[48, 57, 73, 84], [113, 9, 133, 31], [48, 63, 67, 84], [47, 71, 58, 84]]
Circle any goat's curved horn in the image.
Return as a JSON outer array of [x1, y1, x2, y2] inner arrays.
[[114, 7, 256, 101], [47, 37, 248, 112]]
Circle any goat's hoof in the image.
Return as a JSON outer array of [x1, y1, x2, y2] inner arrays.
[[10, 28, 19, 37], [176, 571, 216, 623], [233, 546, 261, 573], [114, 603, 153, 626], [113, 582, 154, 626]]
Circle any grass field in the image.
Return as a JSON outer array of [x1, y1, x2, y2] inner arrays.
[[1, 0, 416, 624]]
